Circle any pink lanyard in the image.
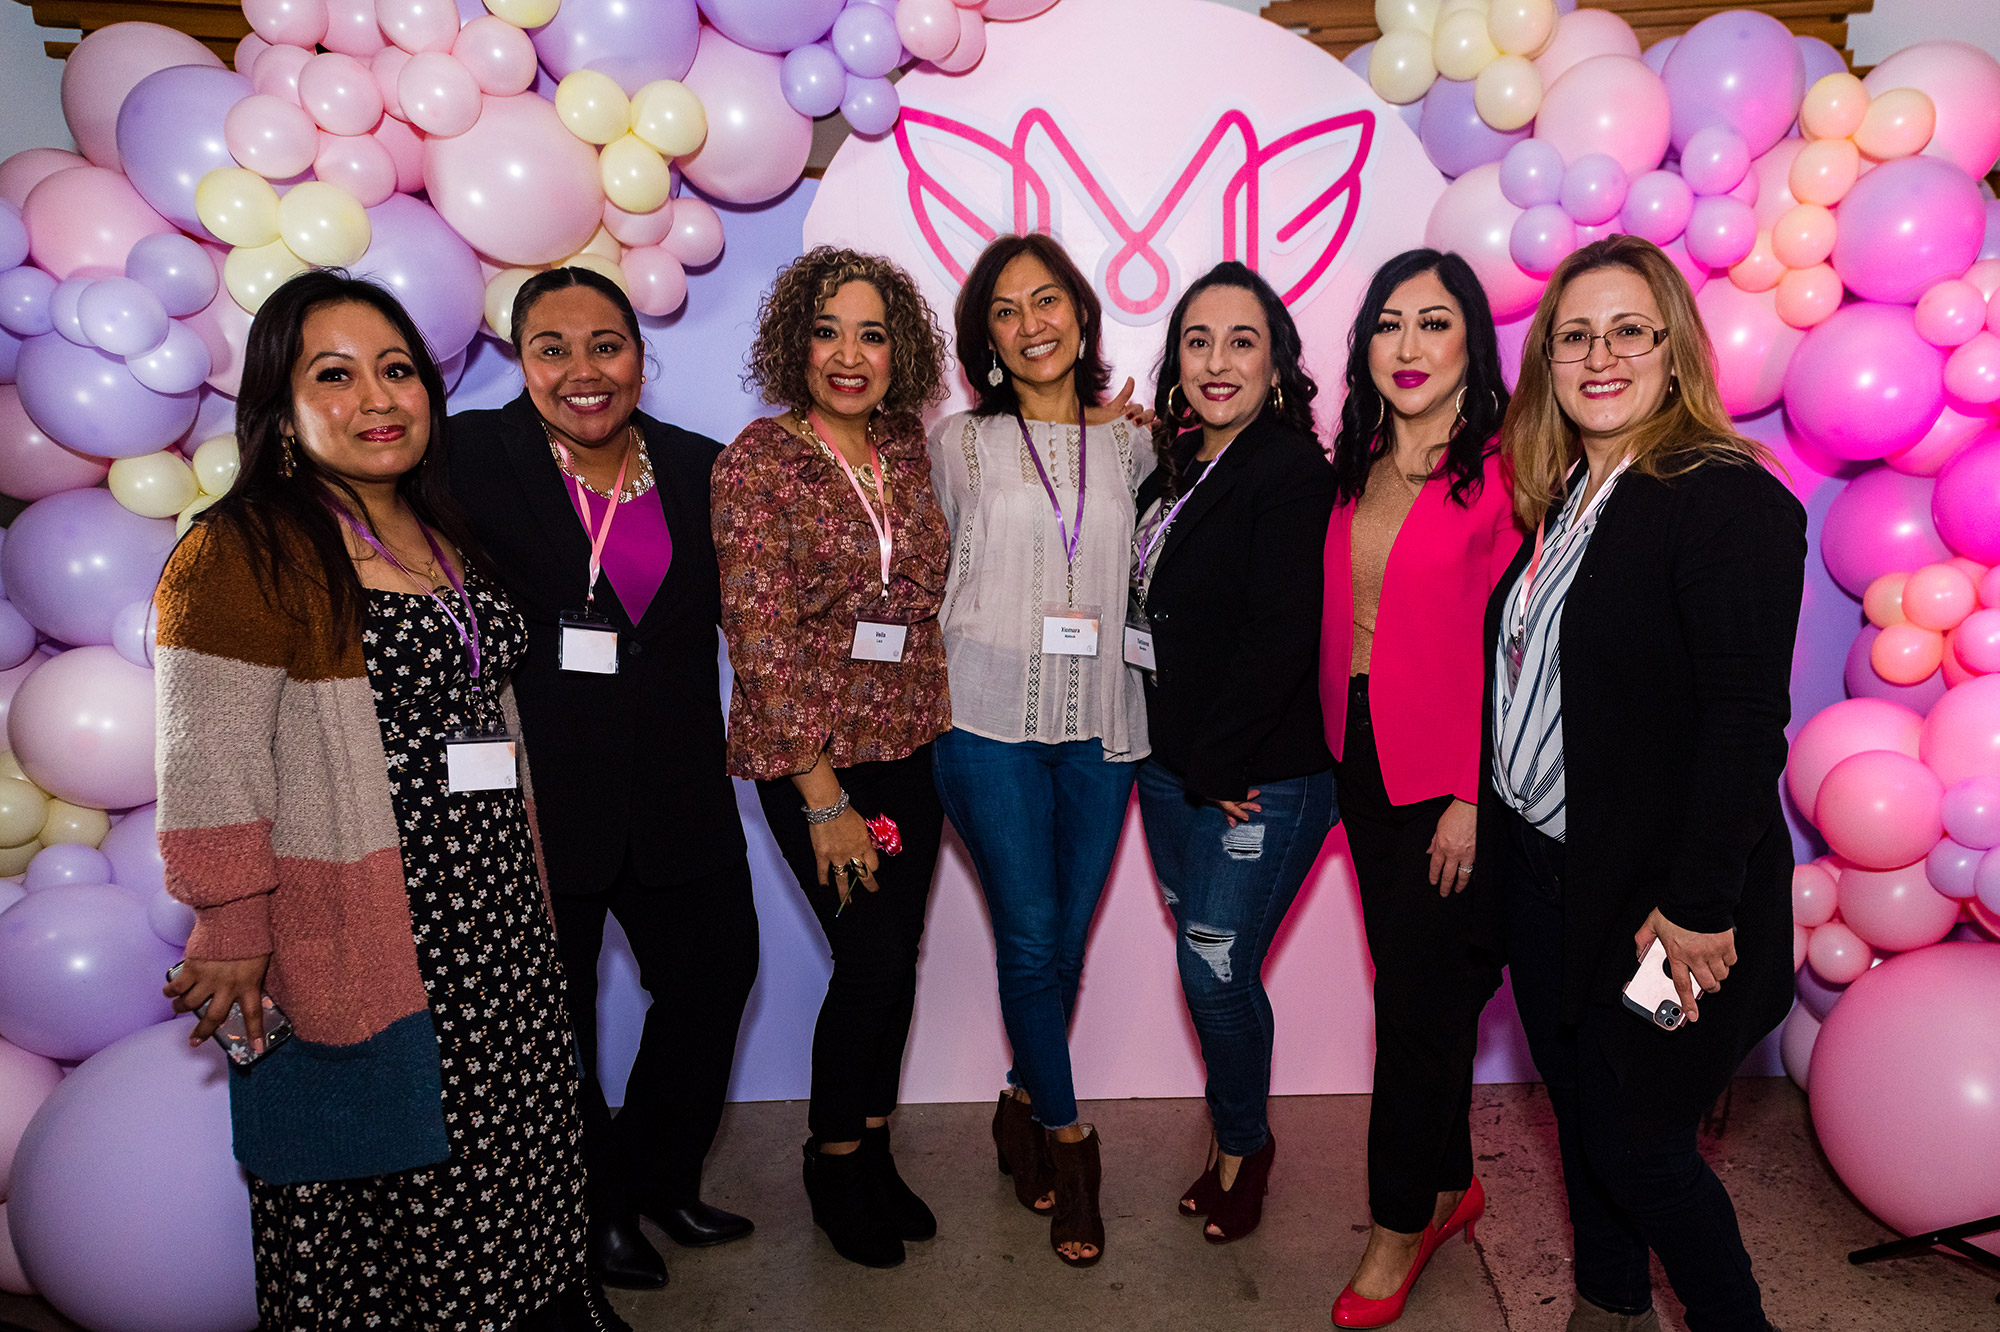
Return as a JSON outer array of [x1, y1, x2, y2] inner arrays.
[[339, 511, 481, 681], [1017, 410, 1086, 568], [809, 412, 894, 595], [552, 439, 632, 609]]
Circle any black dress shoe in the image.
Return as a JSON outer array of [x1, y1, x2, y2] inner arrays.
[[641, 1198, 756, 1248], [588, 1214, 668, 1290]]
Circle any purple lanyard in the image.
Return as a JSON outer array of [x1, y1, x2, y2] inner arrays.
[[340, 511, 482, 681], [1136, 437, 1231, 575], [1017, 409, 1086, 568]]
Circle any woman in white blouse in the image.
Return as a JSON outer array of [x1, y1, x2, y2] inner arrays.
[[929, 234, 1151, 1269]]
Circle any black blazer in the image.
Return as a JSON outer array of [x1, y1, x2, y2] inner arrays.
[[446, 393, 745, 895], [1478, 455, 1806, 1141], [1136, 413, 1336, 802]]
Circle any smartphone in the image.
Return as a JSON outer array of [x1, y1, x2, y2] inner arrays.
[[1621, 938, 1686, 1031], [165, 961, 293, 1066]]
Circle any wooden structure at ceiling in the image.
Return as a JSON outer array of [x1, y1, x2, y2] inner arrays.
[[1259, 0, 1871, 65], [15, 0, 249, 63]]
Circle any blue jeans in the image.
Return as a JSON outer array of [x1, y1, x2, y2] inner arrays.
[[933, 728, 1136, 1128], [1135, 759, 1336, 1156]]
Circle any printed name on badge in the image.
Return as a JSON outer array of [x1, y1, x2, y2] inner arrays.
[[851, 621, 909, 662]]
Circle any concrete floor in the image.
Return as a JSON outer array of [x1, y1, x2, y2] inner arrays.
[[3, 1079, 1996, 1331]]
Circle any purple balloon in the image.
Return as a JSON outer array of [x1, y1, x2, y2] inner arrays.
[[124, 321, 212, 396], [1510, 203, 1575, 276], [1796, 958, 1851, 1020], [1797, 36, 1848, 89], [109, 598, 152, 668], [100, 802, 164, 899], [144, 887, 193, 947], [782, 42, 845, 118], [1820, 468, 1952, 596], [1680, 124, 1750, 195], [0, 885, 178, 1060], [22, 846, 112, 894], [352, 196, 484, 364], [123, 233, 217, 318], [0, 202, 26, 272], [0, 600, 34, 672], [0, 490, 176, 647], [1844, 624, 1947, 712], [1641, 37, 1677, 75], [0, 326, 17, 387], [9, 1018, 256, 1331], [75, 277, 167, 357], [112, 66, 252, 242], [1683, 193, 1756, 268], [841, 73, 900, 138], [48, 278, 93, 346], [1983, 199, 2000, 263], [1936, 436, 2000, 562], [1784, 304, 1947, 463], [1619, 169, 1693, 243], [1832, 157, 1986, 306], [0, 267, 56, 339], [1419, 76, 1529, 180], [1661, 10, 1806, 156], [1944, 776, 2000, 849], [829, 2, 900, 79], [1499, 138, 1564, 208], [1558, 152, 1627, 225], [697, 0, 841, 54], [531, 0, 700, 94], [1927, 836, 1982, 899], [15, 333, 198, 457]]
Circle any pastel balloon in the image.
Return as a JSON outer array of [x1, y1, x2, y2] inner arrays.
[[483, 0, 556, 26], [1695, 281, 1799, 416], [124, 323, 212, 397], [1957, 609, 2000, 675], [1, 490, 175, 650], [244, 0, 327, 47], [698, 0, 840, 54], [1786, 696, 1923, 817], [1813, 749, 1943, 869], [376, 0, 459, 54], [1774, 263, 1842, 330], [1425, 162, 1540, 319], [1937, 436, 2000, 561], [1797, 36, 1850, 90], [1727, 230, 1783, 295], [0, 884, 176, 1060], [782, 43, 846, 119], [1903, 563, 1977, 631], [1806, 919, 1873, 984], [1534, 55, 1669, 176], [348, 195, 484, 364], [59, 22, 222, 171], [530, 0, 699, 94], [1891, 410, 1996, 479], [975, 0, 1057, 16], [1660, 10, 1804, 157], [74, 278, 166, 358], [223, 93, 318, 180], [372, 114, 426, 194], [841, 75, 901, 139], [46, 280, 90, 348], [314, 132, 397, 209], [678, 29, 813, 206], [1681, 125, 1750, 196], [1374, 0, 1439, 36], [113, 65, 252, 240], [452, 15, 537, 96], [23, 844, 111, 892], [299, 52, 384, 137], [193, 166, 281, 248], [559, 252, 627, 295], [1793, 861, 1839, 927], [0, 269, 55, 341], [181, 267, 252, 397], [1789, 137, 1859, 207], [371, 45, 411, 117], [630, 79, 707, 158], [1863, 571, 1908, 629], [21, 167, 174, 282], [8, 647, 156, 810], [1833, 157, 1985, 306], [0, 149, 85, 213], [107, 450, 199, 520], [1488, 0, 1556, 58], [1945, 333, 2000, 406], [1473, 55, 1541, 133], [934, 8, 988, 75], [1783, 303, 1945, 461], [251, 42, 313, 104], [480, 267, 535, 341], [1863, 41, 2000, 177], [1508, 203, 1573, 277], [893, 0, 957, 64], [425, 93, 604, 265], [124, 233, 217, 318], [1767, 203, 1834, 273], [1922, 673, 2000, 787], [1927, 836, 1982, 899], [0, 602, 31, 673], [108, 599, 151, 669], [620, 244, 687, 318], [1944, 775, 2000, 849], [399, 51, 482, 137], [1843, 628, 1936, 713], [1854, 87, 1937, 162], [15, 334, 199, 459], [1532, 8, 1639, 88], [1498, 138, 1564, 208], [0, 385, 108, 501], [1748, 138, 1804, 228], [1801, 71, 1868, 141], [1613, 169, 1689, 246], [1682, 195, 1756, 269], [0, 777, 45, 849], [99, 801, 162, 898], [1779, 1000, 1816, 1089], [1840, 858, 1959, 949], [0, 1038, 61, 1196], [322, 0, 387, 57], [1872, 622, 1945, 685], [555, 69, 630, 145], [224, 238, 310, 313], [601, 197, 675, 249], [599, 135, 672, 214], [146, 887, 194, 947], [1431, 8, 1497, 82], [1370, 30, 1437, 106]]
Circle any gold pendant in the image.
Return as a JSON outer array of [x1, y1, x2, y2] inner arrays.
[[856, 464, 880, 491]]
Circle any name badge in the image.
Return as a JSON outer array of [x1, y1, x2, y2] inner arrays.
[[851, 621, 908, 662], [445, 735, 519, 794], [1041, 603, 1100, 657], [559, 617, 619, 675], [1123, 626, 1156, 670]]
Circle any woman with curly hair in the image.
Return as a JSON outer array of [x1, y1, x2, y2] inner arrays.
[[713, 246, 952, 1270]]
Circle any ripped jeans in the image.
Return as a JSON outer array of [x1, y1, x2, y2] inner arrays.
[[1135, 759, 1337, 1156]]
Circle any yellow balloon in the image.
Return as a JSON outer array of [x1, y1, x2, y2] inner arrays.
[[1473, 54, 1541, 131], [1370, 29, 1437, 104], [560, 252, 629, 294], [1437, 0, 1488, 14], [225, 239, 309, 314], [484, 0, 557, 28], [1486, 0, 1555, 57], [1374, 0, 1439, 35], [278, 181, 371, 268], [0, 776, 46, 848], [600, 135, 673, 214], [576, 225, 622, 261], [0, 839, 40, 877], [556, 70, 631, 146], [195, 167, 281, 250], [40, 800, 109, 850], [191, 434, 240, 496], [483, 266, 538, 341], [177, 492, 220, 538], [108, 450, 200, 520], [1433, 7, 1499, 81], [629, 80, 707, 158], [0, 752, 26, 782]]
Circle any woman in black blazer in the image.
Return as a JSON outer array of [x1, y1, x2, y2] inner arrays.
[[446, 267, 758, 1292], [1484, 236, 1801, 1332], [1132, 262, 1337, 1246]]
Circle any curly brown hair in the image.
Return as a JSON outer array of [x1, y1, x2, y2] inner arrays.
[[742, 246, 948, 420]]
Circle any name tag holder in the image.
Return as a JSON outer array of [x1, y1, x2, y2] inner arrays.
[[445, 733, 519, 793], [559, 610, 620, 675], [1042, 602, 1101, 657], [851, 599, 912, 663]]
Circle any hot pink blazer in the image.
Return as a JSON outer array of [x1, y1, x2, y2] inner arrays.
[[1321, 447, 1522, 806]]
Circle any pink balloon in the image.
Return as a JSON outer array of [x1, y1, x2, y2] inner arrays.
[[377, 0, 461, 54], [0, 385, 109, 501], [315, 131, 398, 208], [1787, 697, 1924, 818], [1944, 774, 2000, 848], [1805, 919, 1873, 984], [322, 0, 387, 57], [372, 114, 425, 194], [1926, 835, 1982, 899], [1935, 436, 2000, 562], [1844, 625, 1946, 713], [1425, 163, 1541, 320], [1782, 303, 1946, 462], [1944, 626, 1980, 688], [371, 46, 412, 119], [399, 52, 481, 137], [1533, 9, 1640, 88], [1981, 847, 2000, 914], [1811, 943, 2000, 1255], [1954, 609, 2000, 673], [250, 42, 313, 105], [1509, 204, 1575, 278], [1779, 998, 1815, 1086], [1837, 858, 1959, 949], [20, 167, 174, 282], [1659, 237, 1709, 295], [602, 197, 676, 248], [1814, 749, 1944, 869], [7, 646, 156, 809], [933, 6, 986, 73], [1679, 124, 1751, 196], [424, 93, 602, 264], [180, 251, 252, 396], [59, 23, 222, 170], [977, 0, 1057, 17], [1793, 860, 1839, 927], [299, 52, 384, 137], [1535, 55, 1669, 176], [678, 28, 814, 207], [1945, 332, 2000, 406], [896, 0, 958, 63], [234, 32, 271, 79], [1748, 139, 1804, 229], [1695, 281, 1801, 416], [1821, 468, 1952, 595], [1872, 622, 1945, 684], [452, 16, 538, 97], [661, 196, 724, 267], [243, 0, 328, 48], [1916, 279, 1987, 348], [1903, 562, 1978, 630], [1832, 157, 1985, 306], [1682, 194, 1756, 270], [1863, 42, 2000, 178], [224, 93, 320, 179], [1886, 409, 1992, 477], [621, 245, 687, 317], [0, 1038, 62, 1195], [0, 150, 86, 212], [1921, 672, 2000, 786]]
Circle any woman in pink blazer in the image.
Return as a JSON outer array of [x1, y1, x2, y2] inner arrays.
[[1325, 250, 1522, 1328]]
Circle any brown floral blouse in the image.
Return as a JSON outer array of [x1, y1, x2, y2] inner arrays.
[[713, 412, 951, 781]]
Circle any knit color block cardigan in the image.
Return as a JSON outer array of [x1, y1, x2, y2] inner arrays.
[[154, 516, 548, 1186]]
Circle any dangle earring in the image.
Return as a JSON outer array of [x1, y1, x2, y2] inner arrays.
[[1272, 382, 1285, 413], [280, 435, 298, 477], [988, 348, 1005, 388]]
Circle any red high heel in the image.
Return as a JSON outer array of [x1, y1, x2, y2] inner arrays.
[[1330, 1179, 1484, 1328], [1434, 1176, 1485, 1244]]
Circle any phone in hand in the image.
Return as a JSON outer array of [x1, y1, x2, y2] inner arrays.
[[165, 961, 293, 1066], [1621, 937, 1686, 1031]]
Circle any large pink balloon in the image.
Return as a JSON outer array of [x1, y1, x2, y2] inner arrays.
[[1695, 281, 1800, 416], [0, 149, 86, 212], [1782, 303, 1946, 462], [1532, 9, 1640, 88], [1934, 436, 2000, 563], [1886, 409, 1992, 478], [1813, 750, 1943, 870], [1837, 860, 1961, 951], [677, 28, 814, 206], [1832, 158, 1986, 306], [1424, 163, 1541, 320], [7, 647, 157, 810], [1786, 696, 1922, 818], [1811, 943, 2000, 1257], [1820, 468, 1952, 596], [1863, 42, 2000, 179], [182, 246, 251, 396], [1921, 672, 2000, 788], [0, 1038, 62, 1196], [423, 93, 602, 265], [58, 23, 222, 171], [0, 385, 109, 502], [1534, 55, 1671, 177], [20, 167, 175, 281]]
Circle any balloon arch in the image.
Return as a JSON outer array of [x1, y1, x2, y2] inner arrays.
[[0, 0, 1997, 1325]]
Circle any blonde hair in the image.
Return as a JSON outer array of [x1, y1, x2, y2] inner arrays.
[[1502, 234, 1774, 528]]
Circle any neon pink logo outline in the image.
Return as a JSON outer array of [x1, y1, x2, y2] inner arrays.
[[893, 105, 1377, 318]]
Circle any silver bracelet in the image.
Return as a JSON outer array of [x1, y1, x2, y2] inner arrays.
[[803, 788, 851, 825]]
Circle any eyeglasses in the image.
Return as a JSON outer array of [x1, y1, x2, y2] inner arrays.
[[1544, 324, 1670, 364]]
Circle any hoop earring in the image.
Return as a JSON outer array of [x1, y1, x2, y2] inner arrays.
[[987, 349, 1005, 388], [1372, 397, 1386, 436], [280, 435, 298, 478], [1452, 385, 1467, 430], [1166, 384, 1197, 426], [1272, 382, 1285, 414]]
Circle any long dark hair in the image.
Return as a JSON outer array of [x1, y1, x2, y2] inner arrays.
[[1148, 261, 1318, 498], [954, 233, 1110, 415], [200, 268, 480, 635], [508, 264, 643, 357], [1333, 248, 1507, 507]]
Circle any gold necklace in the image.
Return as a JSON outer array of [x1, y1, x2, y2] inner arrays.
[[797, 412, 885, 499], [543, 422, 654, 502]]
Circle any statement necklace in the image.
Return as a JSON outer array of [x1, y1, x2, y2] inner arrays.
[[796, 411, 884, 498], [543, 422, 654, 502]]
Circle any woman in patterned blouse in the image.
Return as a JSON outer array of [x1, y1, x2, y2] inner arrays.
[[713, 247, 952, 1270]]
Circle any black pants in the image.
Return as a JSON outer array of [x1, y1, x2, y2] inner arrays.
[[1499, 807, 1769, 1331], [552, 850, 759, 1220], [757, 744, 944, 1144], [1338, 675, 1497, 1234]]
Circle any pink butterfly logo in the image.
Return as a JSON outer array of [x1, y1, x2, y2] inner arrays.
[[892, 105, 1377, 321]]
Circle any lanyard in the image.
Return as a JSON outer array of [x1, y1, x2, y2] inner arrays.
[[808, 411, 894, 595], [1136, 437, 1233, 579], [551, 437, 632, 609], [1509, 457, 1630, 648], [1017, 410, 1086, 568], [340, 511, 481, 681]]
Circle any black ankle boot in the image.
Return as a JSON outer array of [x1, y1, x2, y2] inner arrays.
[[545, 1277, 632, 1332], [801, 1140, 905, 1268], [860, 1124, 937, 1241]]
